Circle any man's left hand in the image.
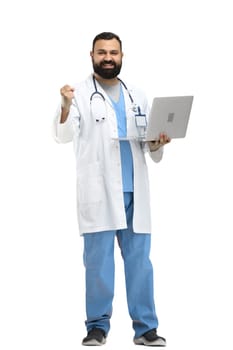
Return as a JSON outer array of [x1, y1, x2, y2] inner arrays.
[[147, 133, 171, 152]]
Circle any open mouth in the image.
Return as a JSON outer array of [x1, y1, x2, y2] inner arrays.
[[101, 61, 115, 69]]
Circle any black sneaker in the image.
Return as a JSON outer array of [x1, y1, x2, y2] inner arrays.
[[134, 329, 166, 346], [82, 327, 106, 346]]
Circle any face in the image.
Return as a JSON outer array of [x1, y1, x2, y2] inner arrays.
[[91, 38, 123, 79]]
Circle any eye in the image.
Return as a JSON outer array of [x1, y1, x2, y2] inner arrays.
[[96, 50, 106, 55]]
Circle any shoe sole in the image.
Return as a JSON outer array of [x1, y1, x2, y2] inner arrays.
[[134, 336, 166, 347], [82, 338, 106, 346]]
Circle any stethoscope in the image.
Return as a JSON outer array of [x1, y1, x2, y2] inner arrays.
[[90, 75, 147, 137], [90, 75, 135, 108]]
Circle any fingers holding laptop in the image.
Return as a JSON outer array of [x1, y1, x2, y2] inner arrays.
[[148, 133, 171, 152]]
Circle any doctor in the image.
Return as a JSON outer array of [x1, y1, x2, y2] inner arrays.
[[53, 32, 170, 346]]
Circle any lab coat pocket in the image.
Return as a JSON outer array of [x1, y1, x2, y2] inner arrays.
[[77, 161, 104, 203], [77, 162, 104, 224]]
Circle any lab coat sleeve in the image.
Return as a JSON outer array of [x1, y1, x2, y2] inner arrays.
[[52, 103, 77, 143], [143, 142, 164, 162], [149, 146, 164, 162]]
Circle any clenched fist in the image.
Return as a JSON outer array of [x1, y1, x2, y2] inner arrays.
[[60, 85, 75, 110]]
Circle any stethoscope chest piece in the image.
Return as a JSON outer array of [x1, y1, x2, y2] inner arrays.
[[132, 103, 138, 113]]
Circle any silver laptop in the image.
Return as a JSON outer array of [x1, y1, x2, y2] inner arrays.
[[112, 95, 193, 141], [145, 95, 193, 141]]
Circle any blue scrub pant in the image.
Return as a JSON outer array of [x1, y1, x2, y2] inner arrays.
[[83, 192, 159, 338]]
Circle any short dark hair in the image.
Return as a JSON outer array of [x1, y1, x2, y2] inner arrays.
[[92, 32, 122, 51]]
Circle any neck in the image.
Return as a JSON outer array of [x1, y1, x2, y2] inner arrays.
[[93, 73, 119, 86]]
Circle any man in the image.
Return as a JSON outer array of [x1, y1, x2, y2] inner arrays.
[[53, 32, 170, 346]]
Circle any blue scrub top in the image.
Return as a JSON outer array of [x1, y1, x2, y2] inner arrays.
[[110, 87, 134, 192]]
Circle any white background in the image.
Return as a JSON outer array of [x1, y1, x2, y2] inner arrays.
[[0, 0, 232, 349]]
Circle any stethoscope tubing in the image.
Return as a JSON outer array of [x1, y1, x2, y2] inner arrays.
[[90, 75, 134, 104]]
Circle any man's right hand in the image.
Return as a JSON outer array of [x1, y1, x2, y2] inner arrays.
[[60, 85, 75, 110], [60, 85, 75, 123]]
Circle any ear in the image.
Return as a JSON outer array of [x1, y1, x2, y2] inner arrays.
[[90, 51, 93, 58]]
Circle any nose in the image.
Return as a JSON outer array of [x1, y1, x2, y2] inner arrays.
[[104, 52, 113, 61]]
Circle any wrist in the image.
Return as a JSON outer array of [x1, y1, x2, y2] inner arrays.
[[148, 141, 161, 152], [61, 96, 72, 110], [150, 145, 161, 152]]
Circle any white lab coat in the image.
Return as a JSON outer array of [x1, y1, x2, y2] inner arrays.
[[53, 75, 163, 235]]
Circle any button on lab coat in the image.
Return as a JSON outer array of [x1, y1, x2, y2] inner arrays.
[[53, 75, 163, 235]]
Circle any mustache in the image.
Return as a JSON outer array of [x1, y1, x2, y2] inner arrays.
[[101, 60, 116, 66]]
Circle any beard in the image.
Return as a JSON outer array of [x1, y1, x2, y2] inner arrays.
[[92, 59, 122, 79]]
